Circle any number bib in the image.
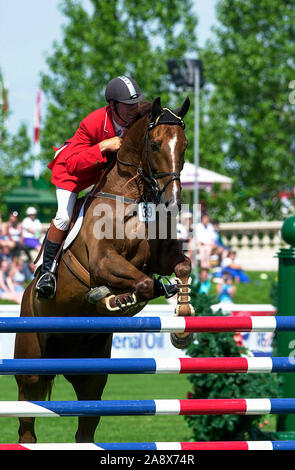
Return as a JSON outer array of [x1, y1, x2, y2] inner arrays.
[[138, 202, 156, 222]]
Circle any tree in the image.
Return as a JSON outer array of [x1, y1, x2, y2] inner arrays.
[[40, 0, 198, 168], [0, 69, 31, 212], [198, 0, 295, 221]]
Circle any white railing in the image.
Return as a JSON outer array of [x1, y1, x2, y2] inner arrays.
[[40, 221, 287, 272], [218, 221, 286, 271]]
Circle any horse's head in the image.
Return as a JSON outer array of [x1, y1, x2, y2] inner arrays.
[[142, 96, 190, 209]]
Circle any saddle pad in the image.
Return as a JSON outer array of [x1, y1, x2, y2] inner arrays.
[[63, 198, 88, 251]]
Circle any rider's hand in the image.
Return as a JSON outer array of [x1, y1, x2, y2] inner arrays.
[[99, 136, 122, 154]]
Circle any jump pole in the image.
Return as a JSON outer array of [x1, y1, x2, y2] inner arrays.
[[0, 315, 295, 332], [2, 441, 295, 450], [2, 356, 295, 375], [1, 398, 295, 417]]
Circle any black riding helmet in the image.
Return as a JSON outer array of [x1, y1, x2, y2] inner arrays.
[[105, 76, 144, 105]]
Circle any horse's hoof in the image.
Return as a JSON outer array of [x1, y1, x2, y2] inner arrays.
[[85, 286, 111, 304], [170, 332, 194, 349]]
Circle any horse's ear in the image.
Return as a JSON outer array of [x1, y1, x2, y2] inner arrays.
[[151, 97, 162, 121], [175, 96, 190, 118]]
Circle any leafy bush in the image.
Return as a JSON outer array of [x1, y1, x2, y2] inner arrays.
[[185, 275, 281, 441]]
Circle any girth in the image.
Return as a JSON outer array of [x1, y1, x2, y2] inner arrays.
[[62, 250, 90, 288]]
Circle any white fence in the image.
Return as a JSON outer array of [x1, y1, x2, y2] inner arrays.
[[219, 221, 286, 271]]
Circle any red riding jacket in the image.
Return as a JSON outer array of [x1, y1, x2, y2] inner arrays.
[[48, 105, 116, 192]]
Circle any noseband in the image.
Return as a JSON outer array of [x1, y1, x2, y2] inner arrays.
[[117, 108, 185, 203]]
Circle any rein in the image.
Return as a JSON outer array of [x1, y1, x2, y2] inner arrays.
[[116, 107, 185, 204]]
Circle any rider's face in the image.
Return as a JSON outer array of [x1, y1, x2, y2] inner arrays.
[[113, 102, 139, 126]]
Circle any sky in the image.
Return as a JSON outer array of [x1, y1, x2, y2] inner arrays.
[[0, 0, 218, 142]]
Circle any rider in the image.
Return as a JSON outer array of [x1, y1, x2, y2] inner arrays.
[[35, 75, 145, 299]]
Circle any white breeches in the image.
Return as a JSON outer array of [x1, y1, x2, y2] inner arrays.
[[53, 187, 78, 231]]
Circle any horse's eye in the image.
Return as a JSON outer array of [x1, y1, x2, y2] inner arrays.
[[151, 141, 160, 152]]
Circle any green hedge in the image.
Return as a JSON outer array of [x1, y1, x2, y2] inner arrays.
[[185, 275, 281, 441]]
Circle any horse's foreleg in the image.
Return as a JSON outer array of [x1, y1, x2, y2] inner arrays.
[[90, 251, 154, 303], [170, 254, 195, 349], [174, 254, 195, 316]]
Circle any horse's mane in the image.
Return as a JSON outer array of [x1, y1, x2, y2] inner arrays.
[[137, 99, 152, 118], [121, 100, 152, 153]]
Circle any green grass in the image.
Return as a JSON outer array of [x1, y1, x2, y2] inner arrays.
[[209, 271, 277, 305]]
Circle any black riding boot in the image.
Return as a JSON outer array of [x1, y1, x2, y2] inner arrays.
[[35, 238, 61, 299]]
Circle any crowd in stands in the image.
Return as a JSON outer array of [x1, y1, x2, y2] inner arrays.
[[0, 205, 250, 306], [0, 207, 43, 304], [177, 211, 250, 304]]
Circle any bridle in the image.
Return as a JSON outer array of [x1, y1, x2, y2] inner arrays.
[[116, 107, 185, 204]]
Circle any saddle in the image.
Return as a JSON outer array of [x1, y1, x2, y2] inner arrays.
[[34, 180, 147, 313]]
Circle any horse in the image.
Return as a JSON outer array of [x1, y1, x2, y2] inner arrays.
[[14, 96, 195, 443]]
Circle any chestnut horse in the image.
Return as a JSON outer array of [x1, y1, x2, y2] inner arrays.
[[14, 96, 194, 443]]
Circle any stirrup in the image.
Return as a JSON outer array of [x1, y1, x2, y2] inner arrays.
[[35, 272, 57, 300]]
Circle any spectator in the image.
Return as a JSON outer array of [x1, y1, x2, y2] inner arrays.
[[216, 271, 236, 303], [0, 212, 11, 259], [196, 213, 216, 269], [1, 211, 35, 262], [177, 212, 192, 252], [22, 207, 42, 251], [9, 258, 27, 295], [11, 255, 34, 280], [0, 259, 23, 303], [211, 219, 229, 263], [0, 211, 22, 252], [0, 212, 5, 239], [0, 245, 11, 262], [221, 249, 250, 283], [198, 268, 211, 294]]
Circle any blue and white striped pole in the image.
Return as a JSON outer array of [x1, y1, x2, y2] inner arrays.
[[1, 316, 295, 332], [1, 357, 295, 375], [1, 398, 295, 417]]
